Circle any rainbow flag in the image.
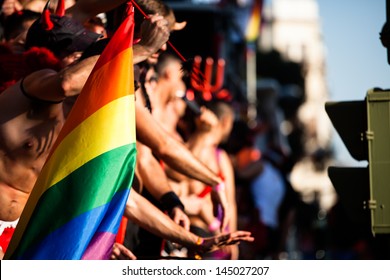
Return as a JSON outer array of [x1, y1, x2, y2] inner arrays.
[[4, 8, 136, 260], [245, 0, 263, 42]]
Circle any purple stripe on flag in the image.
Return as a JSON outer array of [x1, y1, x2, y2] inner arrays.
[[81, 232, 117, 260], [16, 188, 130, 259]]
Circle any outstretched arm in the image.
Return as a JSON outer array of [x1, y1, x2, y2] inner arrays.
[[66, 0, 129, 23], [20, 10, 170, 101], [137, 142, 190, 230], [21, 55, 99, 102], [125, 189, 198, 248], [135, 101, 229, 230], [124, 189, 253, 254]]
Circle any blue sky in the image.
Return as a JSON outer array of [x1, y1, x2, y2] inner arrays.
[[317, 0, 389, 165], [260, 0, 387, 165], [317, 0, 389, 101]]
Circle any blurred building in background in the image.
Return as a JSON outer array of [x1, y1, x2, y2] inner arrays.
[[166, 0, 372, 259], [258, 0, 336, 212]]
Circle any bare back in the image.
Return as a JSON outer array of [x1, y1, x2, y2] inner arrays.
[[0, 80, 66, 221]]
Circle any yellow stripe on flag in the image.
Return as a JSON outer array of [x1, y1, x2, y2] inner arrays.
[[38, 95, 136, 191]]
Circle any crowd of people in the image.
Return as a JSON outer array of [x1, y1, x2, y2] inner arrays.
[[5, 0, 380, 261], [0, 0, 257, 260]]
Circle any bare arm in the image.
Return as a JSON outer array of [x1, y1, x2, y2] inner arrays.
[[66, 0, 129, 23], [137, 142, 190, 229], [125, 189, 199, 248], [220, 150, 237, 232], [198, 150, 239, 259], [125, 189, 254, 252], [135, 103, 231, 230], [137, 143, 172, 200], [21, 55, 99, 102], [21, 11, 170, 102]]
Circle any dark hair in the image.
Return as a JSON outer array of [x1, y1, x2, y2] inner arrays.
[[137, 62, 154, 112], [154, 51, 181, 76], [205, 100, 234, 120]]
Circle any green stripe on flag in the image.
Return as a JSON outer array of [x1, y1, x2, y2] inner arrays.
[[15, 144, 136, 257]]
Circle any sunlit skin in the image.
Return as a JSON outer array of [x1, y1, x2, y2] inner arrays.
[[0, 8, 170, 258]]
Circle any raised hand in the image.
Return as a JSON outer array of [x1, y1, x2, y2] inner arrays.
[[195, 230, 254, 255], [195, 107, 219, 132], [137, 14, 170, 57], [110, 242, 137, 260]]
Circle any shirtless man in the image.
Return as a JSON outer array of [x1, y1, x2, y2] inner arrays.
[[0, 0, 230, 258], [0, 1, 171, 257]]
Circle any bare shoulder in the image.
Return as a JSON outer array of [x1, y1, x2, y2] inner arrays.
[[218, 148, 234, 173], [219, 149, 232, 164]]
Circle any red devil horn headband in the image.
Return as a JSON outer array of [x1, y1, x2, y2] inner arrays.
[[41, 0, 54, 31], [55, 0, 65, 16]]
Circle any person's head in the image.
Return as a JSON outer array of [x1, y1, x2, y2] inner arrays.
[[206, 101, 235, 143], [155, 52, 185, 103], [143, 66, 158, 96], [84, 16, 108, 39], [25, 1, 101, 66]]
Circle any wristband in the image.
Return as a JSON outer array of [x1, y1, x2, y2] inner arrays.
[[160, 191, 185, 213], [208, 218, 221, 232], [214, 182, 225, 192]]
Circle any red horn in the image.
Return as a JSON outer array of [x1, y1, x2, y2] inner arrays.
[[55, 0, 65, 16], [41, 0, 54, 31]]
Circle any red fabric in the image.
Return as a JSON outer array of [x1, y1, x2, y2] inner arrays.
[[198, 186, 212, 198], [0, 227, 16, 253], [159, 160, 165, 169], [115, 216, 128, 244], [236, 147, 261, 169], [0, 45, 61, 93]]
